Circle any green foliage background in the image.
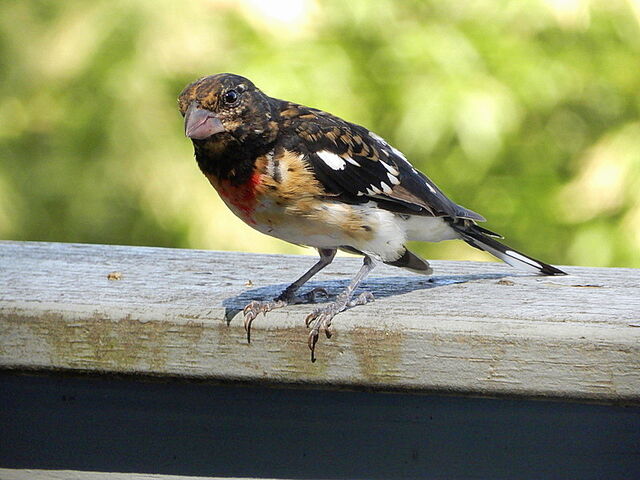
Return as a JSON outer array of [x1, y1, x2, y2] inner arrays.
[[1, 0, 639, 267]]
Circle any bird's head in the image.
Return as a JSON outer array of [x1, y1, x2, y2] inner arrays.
[[178, 73, 277, 146]]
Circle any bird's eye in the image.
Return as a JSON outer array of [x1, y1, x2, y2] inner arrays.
[[223, 90, 239, 105]]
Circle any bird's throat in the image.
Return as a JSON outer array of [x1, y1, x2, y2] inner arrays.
[[193, 136, 269, 186]]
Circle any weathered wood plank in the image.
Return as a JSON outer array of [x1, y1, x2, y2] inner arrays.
[[1, 240, 639, 403]]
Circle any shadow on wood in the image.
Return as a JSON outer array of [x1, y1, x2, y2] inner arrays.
[[222, 273, 510, 323]]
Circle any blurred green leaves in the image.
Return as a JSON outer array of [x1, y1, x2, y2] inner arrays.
[[0, 0, 638, 267]]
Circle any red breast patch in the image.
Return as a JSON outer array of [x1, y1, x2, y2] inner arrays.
[[213, 172, 262, 224]]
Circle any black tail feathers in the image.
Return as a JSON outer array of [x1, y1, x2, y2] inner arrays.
[[385, 248, 433, 275], [449, 221, 566, 276]]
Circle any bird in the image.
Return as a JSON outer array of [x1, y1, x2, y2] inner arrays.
[[178, 73, 566, 361]]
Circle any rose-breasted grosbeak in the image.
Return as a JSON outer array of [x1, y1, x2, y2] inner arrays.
[[179, 73, 565, 361]]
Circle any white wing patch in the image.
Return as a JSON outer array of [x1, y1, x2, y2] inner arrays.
[[317, 150, 346, 170], [380, 160, 399, 176], [424, 180, 436, 193], [368, 129, 442, 197], [368, 130, 410, 164], [389, 145, 408, 162], [409, 166, 437, 193]]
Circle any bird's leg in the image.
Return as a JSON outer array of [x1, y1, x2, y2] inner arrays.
[[243, 248, 336, 342], [305, 255, 376, 362]]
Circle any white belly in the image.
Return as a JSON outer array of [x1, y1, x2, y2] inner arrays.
[[247, 199, 457, 262], [399, 215, 459, 242]]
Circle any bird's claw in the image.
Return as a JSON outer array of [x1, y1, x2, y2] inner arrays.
[[242, 299, 285, 343], [305, 291, 374, 361], [242, 288, 330, 344], [307, 329, 319, 362], [244, 287, 373, 362], [347, 291, 375, 308], [307, 316, 333, 362], [305, 308, 338, 362], [243, 301, 263, 343], [305, 304, 341, 362]]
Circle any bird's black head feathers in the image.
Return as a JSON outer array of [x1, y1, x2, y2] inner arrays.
[[178, 73, 278, 181]]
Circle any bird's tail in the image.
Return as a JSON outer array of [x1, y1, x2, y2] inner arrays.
[[448, 221, 566, 276]]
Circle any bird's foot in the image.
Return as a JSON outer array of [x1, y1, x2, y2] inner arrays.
[[305, 291, 375, 362], [242, 287, 329, 343]]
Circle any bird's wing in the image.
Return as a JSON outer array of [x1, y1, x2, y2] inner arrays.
[[278, 103, 484, 221]]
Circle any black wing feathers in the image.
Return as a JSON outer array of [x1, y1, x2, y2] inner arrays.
[[278, 101, 483, 221]]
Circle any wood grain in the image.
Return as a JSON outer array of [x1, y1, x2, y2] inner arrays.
[[1, 240, 638, 403]]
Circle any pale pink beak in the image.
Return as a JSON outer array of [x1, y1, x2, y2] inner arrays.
[[184, 102, 225, 140]]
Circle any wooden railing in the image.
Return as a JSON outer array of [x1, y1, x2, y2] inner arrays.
[[1, 240, 639, 479]]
